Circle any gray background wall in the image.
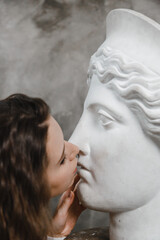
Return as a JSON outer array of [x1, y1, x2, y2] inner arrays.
[[1, 0, 160, 232]]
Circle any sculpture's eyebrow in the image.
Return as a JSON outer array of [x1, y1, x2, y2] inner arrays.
[[87, 103, 123, 122]]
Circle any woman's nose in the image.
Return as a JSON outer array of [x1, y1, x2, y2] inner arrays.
[[72, 143, 79, 157], [65, 141, 79, 160]]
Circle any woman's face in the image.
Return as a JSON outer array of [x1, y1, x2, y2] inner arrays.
[[46, 116, 79, 197]]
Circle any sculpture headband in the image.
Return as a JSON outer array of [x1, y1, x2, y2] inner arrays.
[[101, 9, 160, 75]]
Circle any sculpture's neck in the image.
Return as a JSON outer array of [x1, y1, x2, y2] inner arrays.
[[109, 192, 160, 240]]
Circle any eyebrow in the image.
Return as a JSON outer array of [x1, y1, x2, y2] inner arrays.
[[58, 144, 65, 164]]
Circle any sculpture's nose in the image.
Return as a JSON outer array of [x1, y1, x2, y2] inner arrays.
[[69, 116, 90, 156]]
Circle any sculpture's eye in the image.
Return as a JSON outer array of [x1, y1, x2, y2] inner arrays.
[[97, 109, 115, 127]]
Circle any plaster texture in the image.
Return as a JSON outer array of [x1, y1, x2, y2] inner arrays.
[[0, 0, 160, 232], [70, 8, 160, 240]]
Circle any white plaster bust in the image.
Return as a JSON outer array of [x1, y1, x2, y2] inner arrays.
[[70, 9, 160, 240]]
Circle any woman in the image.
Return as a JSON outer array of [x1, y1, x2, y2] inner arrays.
[[0, 93, 84, 240]]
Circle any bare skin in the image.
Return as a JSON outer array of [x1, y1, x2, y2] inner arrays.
[[45, 116, 85, 237]]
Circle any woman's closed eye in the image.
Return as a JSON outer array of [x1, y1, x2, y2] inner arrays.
[[60, 157, 65, 165]]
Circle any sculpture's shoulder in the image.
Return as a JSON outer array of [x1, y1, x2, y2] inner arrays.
[[66, 227, 109, 240]]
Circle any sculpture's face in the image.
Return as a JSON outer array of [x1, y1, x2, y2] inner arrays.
[[70, 75, 160, 212]]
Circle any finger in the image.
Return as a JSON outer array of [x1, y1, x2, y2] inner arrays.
[[58, 191, 75, 215], [73, 174, 80, 187], [68, 195, 86, 220], [73, 192, 86, 211], [74, 174, 80, 184], [57, 189, 71, 208], [70, 175, 80, 192]]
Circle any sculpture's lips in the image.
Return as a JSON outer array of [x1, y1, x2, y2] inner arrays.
[[77, 161, 89, 171], [77, 162, 90, 181]]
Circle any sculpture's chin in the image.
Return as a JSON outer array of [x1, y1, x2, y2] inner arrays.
[[77, 181, 94, 208], [76, 180, 103, 211], [76, 180, 129, 213], [77, 187, 108, 211]]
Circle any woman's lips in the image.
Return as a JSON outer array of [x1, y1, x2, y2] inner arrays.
[[73, 167, 77, 174]]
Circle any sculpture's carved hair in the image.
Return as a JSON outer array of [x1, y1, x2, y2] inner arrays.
[[88, 46, 160, 146], [0, 94, 51, 240]]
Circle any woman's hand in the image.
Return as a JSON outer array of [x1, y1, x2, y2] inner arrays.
[[50, 175, 85, 238]]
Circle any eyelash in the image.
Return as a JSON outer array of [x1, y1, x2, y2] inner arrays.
[[60, 157, 65, 165]]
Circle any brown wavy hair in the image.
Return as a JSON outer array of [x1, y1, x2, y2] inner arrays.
[[0, 94, 52, 240]]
